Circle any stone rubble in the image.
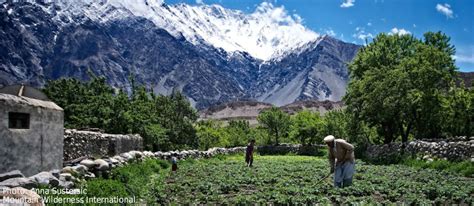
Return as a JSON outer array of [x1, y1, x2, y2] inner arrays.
[[366, 137, 473, 162], [0, 170, 24, 182], [0, 146, 246, 191]]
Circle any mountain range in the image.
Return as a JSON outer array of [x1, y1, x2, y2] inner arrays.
[[0, 0, 361, 109]]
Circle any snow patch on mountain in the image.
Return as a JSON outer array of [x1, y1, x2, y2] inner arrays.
[[43, 0, 318, 61]]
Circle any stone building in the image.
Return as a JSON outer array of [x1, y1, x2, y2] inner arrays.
[[0, 85, 64, 176]]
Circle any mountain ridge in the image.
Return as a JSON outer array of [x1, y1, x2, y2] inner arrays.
[[0, 1, 360, 109]]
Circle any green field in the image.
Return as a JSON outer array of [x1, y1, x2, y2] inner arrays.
[[159, 155, 473, 204], [43, 155, 473, 205]]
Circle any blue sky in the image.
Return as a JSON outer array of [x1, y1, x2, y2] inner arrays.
[[167, 0, 474, 72]]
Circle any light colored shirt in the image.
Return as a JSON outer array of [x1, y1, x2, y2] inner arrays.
[[328, 139, 355, 170]]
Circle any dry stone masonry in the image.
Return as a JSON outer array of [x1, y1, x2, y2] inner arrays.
[[63, 129, 143, 162], [0, 147, 246, 193], [366, 137, 474, 162]]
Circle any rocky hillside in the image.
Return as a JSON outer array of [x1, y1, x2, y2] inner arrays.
[[199, 100, 343, 125], [0, 1, 360, 109], [458, 71, 474, 87]]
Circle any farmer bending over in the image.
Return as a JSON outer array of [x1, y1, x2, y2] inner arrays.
[[324, 135, 355, 188]]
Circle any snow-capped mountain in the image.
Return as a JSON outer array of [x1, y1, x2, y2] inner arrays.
[[0, 0, 360, 109], [34, 0, 319, 61]]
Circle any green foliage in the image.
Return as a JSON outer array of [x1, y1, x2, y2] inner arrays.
[[443, 85, 474, 136], [225, 120, 253, 147], [143, 124, 168, 151], [110, 158, 168, 197], [40, 155, 473, 205], [401, 158, 474, 177], [43, 74, 114, 129], [43, 74, 198, 151], [289, 110, 323, 145], [82, 179, 129, 199], [321, 109, 350, 140], [257, 107, 291, 145], [196, 120, 258, 149], [107, 155, 474, 204], [345, 31, 460, 143], [196, 120, 226, 150]]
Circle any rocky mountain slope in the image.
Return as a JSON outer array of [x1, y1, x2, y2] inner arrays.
[[199, 100, 344, 125], [0, 0, 360, 109]]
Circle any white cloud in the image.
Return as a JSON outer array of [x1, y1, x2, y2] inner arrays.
[[436, 3, 453, 18], [292, 14, 303, 23], [367, 22, 372, 26], [340, 0, 355, 8], [352, 27, 373, 44], [339, 33, 345, 41], [196, 0, 204, 4], [357, 33, 374, 41], [389, 27, 411, 35], [453, 54, 474, 64], [325, 29, 336, 37]]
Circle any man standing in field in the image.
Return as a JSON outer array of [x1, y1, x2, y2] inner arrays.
[[245, 139, 255, 167], [324, 135, 355, 188]]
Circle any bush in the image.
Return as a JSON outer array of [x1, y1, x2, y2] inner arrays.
[[367, 155, 473, 177], [110, 158, 169, 197], [84, 179, 129, 198], [256, 145, 322, 156]]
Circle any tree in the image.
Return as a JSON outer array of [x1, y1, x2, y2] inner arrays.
[[321, 109, 350, 141], [196, 120, 226, 150], [289, 110, 323, 145], [443, 85, 474, 136], [43, 74, 115, 129], [257, 107, 290, 145], [225, 120, 252, 147], [345, 31, 457, 143], [156, 90, 199, 150], [44, 75, 200, 151], [108, 90, 132, 134]]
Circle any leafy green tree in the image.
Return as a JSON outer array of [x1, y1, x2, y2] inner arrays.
[[84, 76, 115, 130], [225, 120, 252, 147], [43, 74, 115, 129], [257, 107, 290, 145], [443, 85, 473, 136], [43, 78, 88, 128], [108, 90, 132, 134], [196, 120, 226, 150], [321, 109, 350, 140], [143, 124, 169, 151], [289, 110, 323, 145], [44, 75, 199, 151], [156, 91, 199, 150], [345, 31, 457, 143]]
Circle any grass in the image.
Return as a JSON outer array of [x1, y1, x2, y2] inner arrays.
[[39, 155, 473, 205], [401, 158, 474, 177]]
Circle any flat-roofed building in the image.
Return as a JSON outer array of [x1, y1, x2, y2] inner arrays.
[[0, 85, 64, 176]]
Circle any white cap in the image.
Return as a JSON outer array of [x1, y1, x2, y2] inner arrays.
[[323, 135, 335, 143]]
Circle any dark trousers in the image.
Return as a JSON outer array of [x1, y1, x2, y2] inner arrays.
[[245, 155, 253, 167]]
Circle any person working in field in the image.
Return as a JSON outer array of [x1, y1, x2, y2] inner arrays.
[[245, 139, 255, 167], [324, 135, 355, 188], [171, 153, 178, 173]]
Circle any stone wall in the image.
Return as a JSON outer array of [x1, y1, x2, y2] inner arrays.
[[366, 137, 474, 162], [0, 147, 247, 191], [63, 129, 143, 162]]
